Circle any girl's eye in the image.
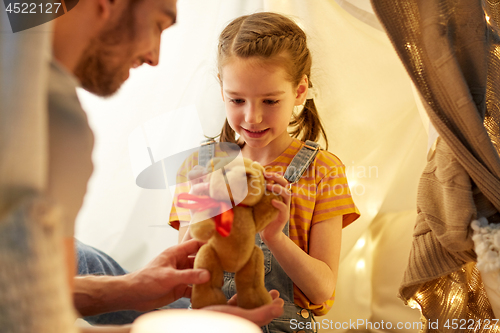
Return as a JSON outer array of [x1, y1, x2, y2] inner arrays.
[[230, 99, 245, 104], [264, 99, 279, 105]]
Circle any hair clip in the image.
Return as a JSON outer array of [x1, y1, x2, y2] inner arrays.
[[306, 86, 318, 100]]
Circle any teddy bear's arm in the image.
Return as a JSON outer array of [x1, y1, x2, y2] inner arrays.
[[253, 190, 282, 232]]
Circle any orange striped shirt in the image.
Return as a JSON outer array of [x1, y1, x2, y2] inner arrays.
[[169, 138, 360, 315]]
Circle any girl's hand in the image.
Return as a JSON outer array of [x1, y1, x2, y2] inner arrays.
[[186, 165, 210, 214], [259, 172, 291, 245], [178, 165, 209, 243], [187, 165, 209, 196]]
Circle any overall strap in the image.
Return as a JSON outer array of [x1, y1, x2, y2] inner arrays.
[[284, 140, 321, 185], [198, 138, 216, 168]]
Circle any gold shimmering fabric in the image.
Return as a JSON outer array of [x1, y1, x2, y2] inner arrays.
[[485, 2, 500, 154], [371, 0, 500, 331], [413, 263, 499, 333]]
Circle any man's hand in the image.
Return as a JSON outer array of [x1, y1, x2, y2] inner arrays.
[[74, 240, 284, 328], [124, 239, 210, 311], [204, 290, 284, 327], [74, 240, 210, 316]]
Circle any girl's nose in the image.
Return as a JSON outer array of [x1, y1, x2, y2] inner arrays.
[[245, 104, 263, 124]]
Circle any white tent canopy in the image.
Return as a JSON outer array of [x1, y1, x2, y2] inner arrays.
[[75, 0, 429, 330]]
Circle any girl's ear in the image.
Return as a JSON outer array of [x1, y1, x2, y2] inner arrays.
[[294, 74, 308, 106], [218, 73, 225, 101]]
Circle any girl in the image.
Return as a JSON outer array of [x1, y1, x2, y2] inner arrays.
[[169, 12, 360, 333]]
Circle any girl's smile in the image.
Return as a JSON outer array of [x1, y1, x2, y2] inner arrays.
[[242, 127, 270, 138]]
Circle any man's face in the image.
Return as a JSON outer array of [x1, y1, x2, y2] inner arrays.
[[74, 0, 177, 96]]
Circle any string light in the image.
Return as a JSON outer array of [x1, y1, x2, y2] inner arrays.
[[355, 238, 366, 249], [407, 299, 422, 310], [356, 259, 366, 271]]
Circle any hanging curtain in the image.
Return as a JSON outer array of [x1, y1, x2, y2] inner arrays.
[[371, 0, 500, 330]]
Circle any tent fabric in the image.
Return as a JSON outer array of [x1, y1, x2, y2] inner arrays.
[[0, 0, 441, 331], [371, 0, 500, 330], [76, 0, 427, 330]]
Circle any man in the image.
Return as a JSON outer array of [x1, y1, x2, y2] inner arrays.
[[49, 0, 284, 331]]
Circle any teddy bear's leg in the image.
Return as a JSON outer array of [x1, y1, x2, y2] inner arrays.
[[191, 244, 227, 309], [235, 245, 273, 309]]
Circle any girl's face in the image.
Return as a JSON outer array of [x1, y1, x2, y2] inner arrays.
[[220, 57, 307, 152]]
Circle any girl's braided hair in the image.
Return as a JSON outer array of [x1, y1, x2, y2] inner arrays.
[[217, 12, 328, 149]]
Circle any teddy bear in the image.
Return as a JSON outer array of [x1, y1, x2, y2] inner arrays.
[[177, 157, 282, 309]]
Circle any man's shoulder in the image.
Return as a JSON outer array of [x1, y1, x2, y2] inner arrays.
[[48, 59, 88, 121], [49, 59, 80, 94]]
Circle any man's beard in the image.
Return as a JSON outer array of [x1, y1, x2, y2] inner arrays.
[[74, 9, 136, 97]]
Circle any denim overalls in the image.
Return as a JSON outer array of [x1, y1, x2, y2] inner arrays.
[[220, 140, 321, 333]]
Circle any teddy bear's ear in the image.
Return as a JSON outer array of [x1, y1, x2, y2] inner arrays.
[[245, 167, 260, 179], [210, 157, 243, 171], [243, 161, 264, 184], [247, 160, 264, 173]]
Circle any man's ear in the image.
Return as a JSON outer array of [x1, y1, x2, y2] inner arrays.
[[96, 0, 112, 22], [294, 74, 308, 106]]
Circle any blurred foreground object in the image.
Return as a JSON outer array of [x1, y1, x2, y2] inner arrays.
[[130, 309, 261, 333]]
